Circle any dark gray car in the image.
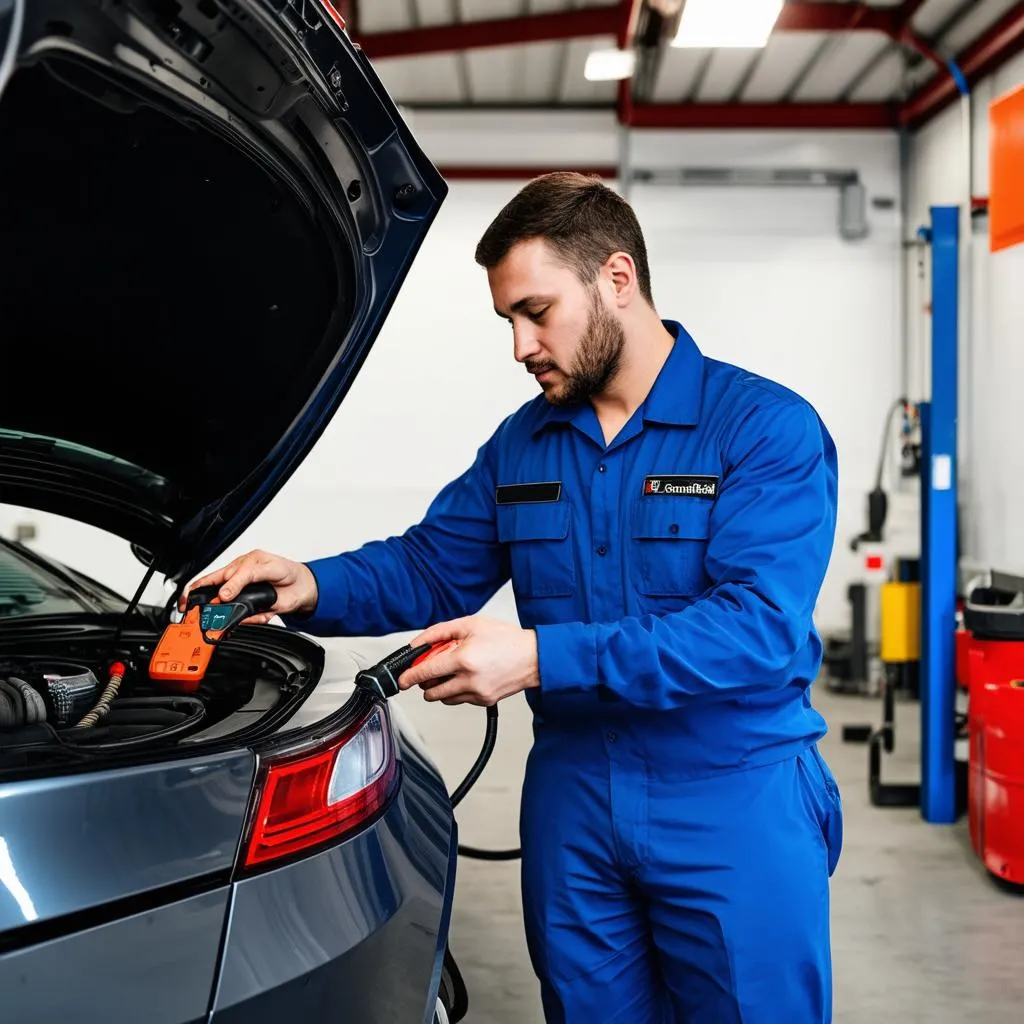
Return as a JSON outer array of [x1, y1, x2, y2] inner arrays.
[[0, 1, 467, 1020]]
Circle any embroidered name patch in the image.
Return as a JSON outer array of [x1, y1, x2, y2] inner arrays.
[[496, 481, 562, 505], [643, 475, 718, 498]]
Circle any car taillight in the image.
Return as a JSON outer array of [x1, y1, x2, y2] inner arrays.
[[241, 703, 398, 870]]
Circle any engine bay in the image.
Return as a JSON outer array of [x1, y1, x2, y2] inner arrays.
[[0, 628, 318, 773]]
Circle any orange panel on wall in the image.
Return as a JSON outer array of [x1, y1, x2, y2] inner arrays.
[[990, 82, 1024, 253]]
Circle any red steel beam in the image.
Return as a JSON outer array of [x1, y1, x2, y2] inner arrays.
[[894, 0, 930, 26], [358, 2, 892, 60], [627, 102, 897, 130], [899, 2, 1024, 129], [776, 2, 894, 34], [616, 0, 642, 129]]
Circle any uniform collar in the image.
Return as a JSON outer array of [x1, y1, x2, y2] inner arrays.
[[532, 319, 705, 436]]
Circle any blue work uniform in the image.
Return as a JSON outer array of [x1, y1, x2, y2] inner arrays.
[[285, 320, 845, 1023]]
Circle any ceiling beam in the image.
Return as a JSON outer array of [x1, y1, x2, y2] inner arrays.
[[357, 1, 894, 60], [617, 0, 643, 127], [775, 2, 894, 34], [627, 102, 897, 130], [894, 0, 930, 26], [899, 2, 1024, 129]]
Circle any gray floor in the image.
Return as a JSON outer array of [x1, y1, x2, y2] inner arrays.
[[395, 662, 1024, 1023]]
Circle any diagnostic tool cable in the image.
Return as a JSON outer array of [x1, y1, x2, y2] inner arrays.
[[355, 642, 521, 861]]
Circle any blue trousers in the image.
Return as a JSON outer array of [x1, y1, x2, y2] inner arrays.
[[519, 730, 843, 1023]]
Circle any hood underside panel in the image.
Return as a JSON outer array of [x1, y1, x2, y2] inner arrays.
[[0, 0, 447, 580], [1, 57, 353, 545]]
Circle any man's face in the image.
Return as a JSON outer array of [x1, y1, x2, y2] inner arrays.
[[488, 238, 625, 406]]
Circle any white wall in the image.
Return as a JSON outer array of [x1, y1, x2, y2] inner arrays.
[[908, 53, 1024, 578], [2, 111, 905, 634]]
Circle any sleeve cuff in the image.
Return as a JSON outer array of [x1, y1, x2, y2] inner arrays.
[[535, 621, 600, 696], [279, 558, 348, 636]]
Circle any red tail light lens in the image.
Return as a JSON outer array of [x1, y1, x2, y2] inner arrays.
[[242, 704, 398, 870]]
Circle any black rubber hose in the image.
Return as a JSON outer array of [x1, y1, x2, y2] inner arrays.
[[451, 704, 521, 861]]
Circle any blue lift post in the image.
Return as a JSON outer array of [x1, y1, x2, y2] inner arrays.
[[918, 205, 960, 824]]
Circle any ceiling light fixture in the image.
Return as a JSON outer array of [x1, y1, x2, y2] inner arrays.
[[583, 47, 636, 82], [672, 0, 783, 48]]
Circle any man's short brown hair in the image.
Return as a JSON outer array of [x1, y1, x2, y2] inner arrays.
[[474, 172, 654, 306]]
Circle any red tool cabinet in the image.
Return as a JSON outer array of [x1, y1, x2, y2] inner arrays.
[[963, 582, 1024, 887]]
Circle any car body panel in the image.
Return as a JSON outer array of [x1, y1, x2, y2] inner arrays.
[[0, 888, 229, 1024], [0, 749, 253, 935], [212, 735, 455, 1024]]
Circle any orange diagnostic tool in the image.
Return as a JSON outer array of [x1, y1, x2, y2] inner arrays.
[[148, 605, 221, 690], [149, 583, 278, 691]]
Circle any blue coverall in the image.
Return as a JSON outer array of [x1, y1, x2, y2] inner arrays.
[[284, 320, 845, 1023]]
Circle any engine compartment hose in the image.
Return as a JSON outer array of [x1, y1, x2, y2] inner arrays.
[[74, 662, 126, 729], [451, 704, 521, 862]]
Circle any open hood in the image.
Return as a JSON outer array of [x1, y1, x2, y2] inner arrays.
[[0, 0, 446, 584]]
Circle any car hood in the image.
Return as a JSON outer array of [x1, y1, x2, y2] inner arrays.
[[0, 0, 445, 584]]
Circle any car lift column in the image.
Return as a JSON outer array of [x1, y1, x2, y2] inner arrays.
[[918, 205, 960, 824]]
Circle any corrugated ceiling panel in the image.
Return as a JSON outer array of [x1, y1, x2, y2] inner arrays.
[[559, 36, 620, 103], [459, 0, 615, 17], [372, 54, 466, 104], [358, 0, 412, 33], [530, 0, 581, 13], [848, 45, 906, 101], [739, 32, 830, 101], [414, 0, 457, 27], [942, 0, 1018, 54], [460, 0, 531, 20], [911, 0, 975, 37], [651, 47, 711, 102], [695, 49, 760, 102], [465, 41, 566, 103], [792, 31, 893, 101]]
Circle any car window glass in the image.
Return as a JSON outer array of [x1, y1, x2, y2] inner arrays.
[[0, 545, 92, 618]]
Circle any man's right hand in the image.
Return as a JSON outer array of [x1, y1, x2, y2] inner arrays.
[[180, 550, 319, 624]]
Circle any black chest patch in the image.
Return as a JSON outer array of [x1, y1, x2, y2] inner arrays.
[[496, 481, 562, 505]]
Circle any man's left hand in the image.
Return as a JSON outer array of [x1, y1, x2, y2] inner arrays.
[[396, 616, 540, 706]]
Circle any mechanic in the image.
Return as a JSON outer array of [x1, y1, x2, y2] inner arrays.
[[186, 172, 844, 1024]]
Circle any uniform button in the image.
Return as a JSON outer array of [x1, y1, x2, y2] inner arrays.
[[598, 463, 607, 473], [597, 545, 607, 556], [669, 523, 679, 535]]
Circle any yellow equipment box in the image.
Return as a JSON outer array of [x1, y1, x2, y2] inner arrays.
[[881, 581, 921, 664]]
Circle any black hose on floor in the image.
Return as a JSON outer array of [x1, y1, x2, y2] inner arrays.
[[451, 704, 521, 862]]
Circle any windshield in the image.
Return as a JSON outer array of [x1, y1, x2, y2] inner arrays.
[[0, 543, 98, 618]]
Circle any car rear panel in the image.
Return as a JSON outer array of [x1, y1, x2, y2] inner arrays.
[[210, 727, 456, 1024], [0, 749, 255, 1023]]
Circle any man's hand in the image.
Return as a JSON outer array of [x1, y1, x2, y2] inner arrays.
[[397, 616, 540, 706], [180, 549, 319, 624]]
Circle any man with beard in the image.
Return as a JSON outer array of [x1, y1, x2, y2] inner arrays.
[[184, 173, 844, 1023]]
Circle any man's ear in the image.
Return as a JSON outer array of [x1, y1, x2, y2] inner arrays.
[[604, 251, 638, 308]]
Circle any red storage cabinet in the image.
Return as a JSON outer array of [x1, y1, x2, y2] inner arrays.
[[964, 585, 1024, 887]]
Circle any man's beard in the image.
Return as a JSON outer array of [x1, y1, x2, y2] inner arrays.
[[532, 294, 626, 407]]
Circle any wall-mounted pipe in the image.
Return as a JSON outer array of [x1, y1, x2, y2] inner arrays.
[[630, 165, 871, 240]]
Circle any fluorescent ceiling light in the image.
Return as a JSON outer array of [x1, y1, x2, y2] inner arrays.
[[672, 0, 783, 48], [584, 47, 636, 82]]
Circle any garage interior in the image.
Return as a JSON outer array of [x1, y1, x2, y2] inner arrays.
[[3, 0, 1024, 1021]]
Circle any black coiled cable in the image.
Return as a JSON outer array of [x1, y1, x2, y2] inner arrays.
[[450, 705, 521, 862]]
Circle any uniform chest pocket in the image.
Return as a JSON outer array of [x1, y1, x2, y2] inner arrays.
[[631, 499, 711, 597], [497, 502, 575, 598]]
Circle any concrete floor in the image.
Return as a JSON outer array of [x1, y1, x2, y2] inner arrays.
[[394, 648, 1024, 1023]]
